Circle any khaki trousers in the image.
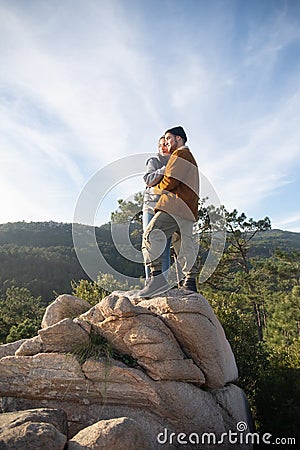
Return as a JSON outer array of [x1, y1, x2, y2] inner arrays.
[[142, 211, 199, 279]]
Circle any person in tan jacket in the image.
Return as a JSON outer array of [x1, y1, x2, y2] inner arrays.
[[137, 126, 199, 298]]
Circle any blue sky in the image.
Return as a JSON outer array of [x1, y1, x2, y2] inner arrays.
[[1, 0, 300, 231]]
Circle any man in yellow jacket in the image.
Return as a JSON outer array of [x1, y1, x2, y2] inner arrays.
[[137, 126, 199, 298]]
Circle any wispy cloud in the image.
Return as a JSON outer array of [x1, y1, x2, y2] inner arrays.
[[273, 213, 300, 233], [0, 0, 299, 229], [181, 8, 300, 219]]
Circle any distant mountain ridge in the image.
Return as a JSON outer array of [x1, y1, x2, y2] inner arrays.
[[0, 221, 299, 302], [1, 220, 300, 249], [250, 228, 300, 256], [0, 221, 142, 302]]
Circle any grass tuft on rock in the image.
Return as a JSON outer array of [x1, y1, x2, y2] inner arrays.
[[72, 330, 138, 368]]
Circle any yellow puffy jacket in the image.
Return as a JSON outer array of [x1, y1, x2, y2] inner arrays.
[[154, 146, 199, 221]]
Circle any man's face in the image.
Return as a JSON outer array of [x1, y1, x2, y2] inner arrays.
[[164, 132, 178, 153]]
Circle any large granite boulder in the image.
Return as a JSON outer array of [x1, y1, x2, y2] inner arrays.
[[0, 290, 253, 449], [138, 293, 238, 387], [16, 318, 91, 356], [68, 416, 153, 450], [41, 294, 91, 328], [0, 408, 67, 450], [81, 290, 238, 388]]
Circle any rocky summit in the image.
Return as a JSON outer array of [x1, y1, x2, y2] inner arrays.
[[0, 290, 254, 449]]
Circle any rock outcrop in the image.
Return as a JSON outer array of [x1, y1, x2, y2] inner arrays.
[[41, 293, 91, 328], [0, 339, 27, 360], [0, 290, 253, 449], [0, 408, 67, 450], [68, 417, 153, 450]]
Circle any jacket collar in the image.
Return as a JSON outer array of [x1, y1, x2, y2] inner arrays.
[[174, 145, 189, 152]]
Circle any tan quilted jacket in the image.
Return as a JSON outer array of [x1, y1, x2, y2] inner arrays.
[[154, 146, 199, 221]]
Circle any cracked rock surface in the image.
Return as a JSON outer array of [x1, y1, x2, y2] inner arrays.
[[0, 290, 253, 449]]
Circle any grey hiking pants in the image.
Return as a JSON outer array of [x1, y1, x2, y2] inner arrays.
[[142, 211, 199, 279]]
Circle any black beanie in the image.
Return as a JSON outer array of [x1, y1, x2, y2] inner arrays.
[[165, 126, 187, 143]]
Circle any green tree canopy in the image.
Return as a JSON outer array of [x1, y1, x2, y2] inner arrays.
[[0, 286, 45, 343]]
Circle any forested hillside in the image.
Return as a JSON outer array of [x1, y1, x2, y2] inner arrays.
[[1, 221, 299, 303], [250, 228, 300, 256], [0, 221, 143, 302], [0, 220, 299, 442]]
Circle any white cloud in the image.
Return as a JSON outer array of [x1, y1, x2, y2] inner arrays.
[[272, 213, 300, 233], [243, 7, 300, 70], [166, 54, 213, 110], [0, 1, 299, 230], [201, 89, 300, 214], [189, 12, 300, 218]]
